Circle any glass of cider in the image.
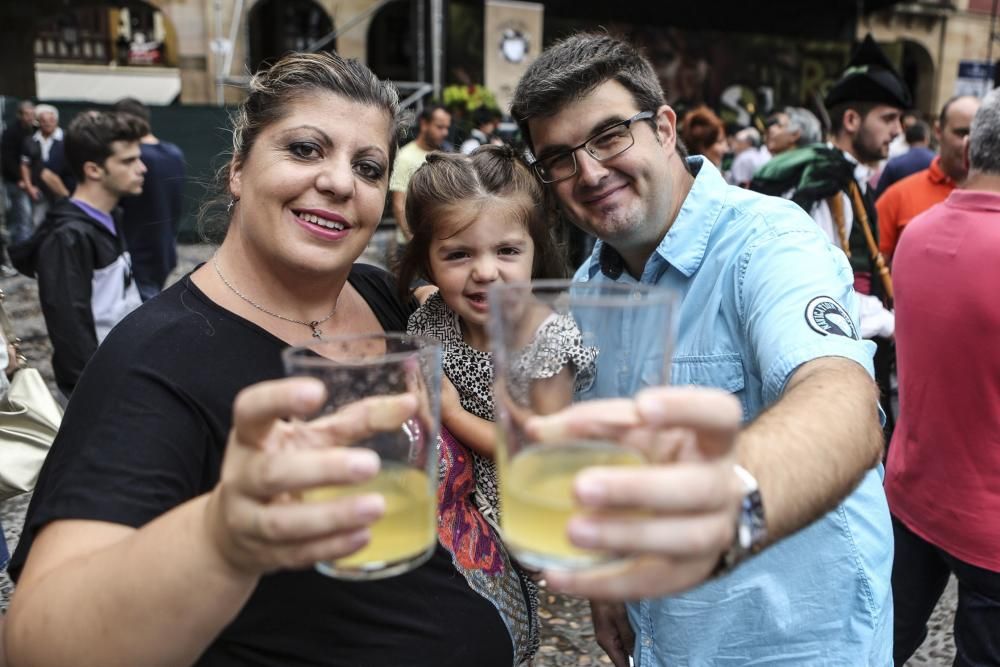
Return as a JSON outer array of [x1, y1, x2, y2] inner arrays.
[[488, 280, 679, 570], [283, 334, 441, 580]]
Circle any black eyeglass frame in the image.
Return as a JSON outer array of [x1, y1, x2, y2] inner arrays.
[[528, 110, 656, 184]]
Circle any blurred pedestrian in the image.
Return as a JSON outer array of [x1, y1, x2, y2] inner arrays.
[[460, 106, 503, 154], [874, 118, 933, 197], [727, 126, 769, 187], [876, 96, 980, 262], [2, 101, 36, 252], [112, 98, 186, 300], [10, 110, 146, 397], [886, 87, 1000, 667], [679, 105, 727, 167], [764, 106, 822, 156], [390, 105, 451, 247], [18, 104, 66, 227]]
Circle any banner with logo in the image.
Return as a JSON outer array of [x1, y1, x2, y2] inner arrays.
[[484, 0, 543, 114]]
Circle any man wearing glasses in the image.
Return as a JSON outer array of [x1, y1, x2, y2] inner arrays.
[[510, 33, 890, 666]]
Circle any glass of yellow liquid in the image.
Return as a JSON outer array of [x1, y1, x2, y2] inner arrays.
[[283, 334, 441, 580], [488, 281, 679, 570]]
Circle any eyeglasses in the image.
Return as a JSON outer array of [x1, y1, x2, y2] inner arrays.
[[530, 111, 655, 184]]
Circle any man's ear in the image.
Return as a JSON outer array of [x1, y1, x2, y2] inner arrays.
[[81, 160, 103, 182], [962, 135, 971, 175], [842, 109, 862, 134], [655, 104, 677, 150]]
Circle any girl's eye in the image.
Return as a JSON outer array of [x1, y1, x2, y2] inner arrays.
[[289, 142, 321, 159], [499, 247, 521, 256], [445, 251, 468, 261], [354, 160, 386, 181]]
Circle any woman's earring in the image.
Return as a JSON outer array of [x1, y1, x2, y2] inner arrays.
[[227, 198, 239, 214]]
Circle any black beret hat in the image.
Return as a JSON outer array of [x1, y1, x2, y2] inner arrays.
[[824, 34, 912, 110]]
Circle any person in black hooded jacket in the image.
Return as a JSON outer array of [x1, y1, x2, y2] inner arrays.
[[11, 110, 146, 397]]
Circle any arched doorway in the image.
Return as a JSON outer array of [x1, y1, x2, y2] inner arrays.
[[248, 0, 334, 75], [367, 0, 414, 82], [900, 39, 934, 116]]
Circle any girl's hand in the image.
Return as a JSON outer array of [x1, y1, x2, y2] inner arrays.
[[5, 342, 20, 378], [206, 377, 419, 576]]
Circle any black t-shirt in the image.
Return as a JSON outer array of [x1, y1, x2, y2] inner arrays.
[[11, 264, 513, 667]]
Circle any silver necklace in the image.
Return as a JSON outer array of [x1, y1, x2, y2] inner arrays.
[[212, 255, 338, 339]]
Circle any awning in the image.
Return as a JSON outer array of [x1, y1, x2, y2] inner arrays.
[[35, 62, 181, 105]]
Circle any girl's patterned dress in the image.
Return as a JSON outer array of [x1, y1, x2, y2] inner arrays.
[[408, 292, 597, 665]]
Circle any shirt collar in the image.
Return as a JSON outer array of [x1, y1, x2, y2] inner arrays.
[[945, 188, 1000, 213], [595, 156, 724, 280], [32, 127, 63, 143], [927, 156, 951, 185]]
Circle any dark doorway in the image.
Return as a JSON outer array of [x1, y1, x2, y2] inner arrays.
[[367, 0, 414, 82], [248, 0, 334, 75]]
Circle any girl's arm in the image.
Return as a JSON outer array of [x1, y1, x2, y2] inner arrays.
[[440, 375, 497, 458]]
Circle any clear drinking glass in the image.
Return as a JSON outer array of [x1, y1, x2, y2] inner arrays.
[[283, 333, 441, 580], [488, 280, 680, 570]]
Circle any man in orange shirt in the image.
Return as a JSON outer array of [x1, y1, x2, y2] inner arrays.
[[876, 95, 980, 261]]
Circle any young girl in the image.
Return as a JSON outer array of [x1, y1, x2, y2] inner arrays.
[[398, 145, 597, 666]]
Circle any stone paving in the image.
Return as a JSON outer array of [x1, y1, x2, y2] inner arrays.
[[0, 242, 958, 665]]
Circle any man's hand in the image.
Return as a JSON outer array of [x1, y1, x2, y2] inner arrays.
[[590, 600, 634, 667], [526, 386, 745, 600]]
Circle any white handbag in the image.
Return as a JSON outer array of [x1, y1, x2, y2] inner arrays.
[[0, 288, 63, 500]]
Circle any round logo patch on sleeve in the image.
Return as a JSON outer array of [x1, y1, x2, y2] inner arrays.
[[805, 296, 859, 339]]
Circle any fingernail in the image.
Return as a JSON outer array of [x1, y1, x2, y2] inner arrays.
[[575, 473, 606, 506], [355, 494, 386, 520], [348, 450, 380, 477], [295, 379, 325, 404], [637, 389, 667, 422], [568, 518, 599, 548]]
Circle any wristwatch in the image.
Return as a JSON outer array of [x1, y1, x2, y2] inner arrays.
[[714, 464, 767, 577]]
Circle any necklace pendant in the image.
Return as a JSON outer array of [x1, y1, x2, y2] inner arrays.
[[310, 322, 322, 339]]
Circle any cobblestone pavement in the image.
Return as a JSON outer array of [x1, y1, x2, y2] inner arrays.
[[0, 242, 957, 665]]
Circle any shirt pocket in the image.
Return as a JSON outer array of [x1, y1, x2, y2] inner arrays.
[[671, 353, 749, 420]]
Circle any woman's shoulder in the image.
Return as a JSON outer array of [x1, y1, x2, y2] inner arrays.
[[349, 263, 417, 332]]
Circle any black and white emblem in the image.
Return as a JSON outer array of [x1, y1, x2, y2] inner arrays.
[[805, 296, 858, 339]]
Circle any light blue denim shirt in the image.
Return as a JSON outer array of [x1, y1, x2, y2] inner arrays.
[[575, 157, 893, 666]]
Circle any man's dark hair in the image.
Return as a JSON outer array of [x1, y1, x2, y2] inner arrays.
[[827, 101, 878, 135], [418, 104, 448, 124], [904, 120, 929, 145], [510, 32, 665, 151], [112, 97, 151, 124], [64, 110, 147, 181]]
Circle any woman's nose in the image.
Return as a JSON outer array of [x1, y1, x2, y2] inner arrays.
[[316, 158, 354, 198]]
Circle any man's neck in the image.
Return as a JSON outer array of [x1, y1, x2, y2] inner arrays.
[[71, 184, 118, 215], [962, 171, 1000, 194], [620, 158, 696, 278], [415, 136, 435, 152], [140, 133, 159, 145], [831, 134, 866, 166]]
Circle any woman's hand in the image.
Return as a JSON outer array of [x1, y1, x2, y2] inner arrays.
[[206, 377, 419, 576], [6, 341, 21, 378]]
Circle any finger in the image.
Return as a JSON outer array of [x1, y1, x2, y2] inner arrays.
[[573, 463, 740, 512], [545, 555, 714, 601], [233, 378, 326, 445], [635, 386, 742, 457], [242, 446, 381, 498], [266, 527, 374, 572], [616, 613, 636, 656], [308, 393, 419, 446], [524, 398, 640, 442], [253, 493, 386, 543], [566, 511, 735, 557]]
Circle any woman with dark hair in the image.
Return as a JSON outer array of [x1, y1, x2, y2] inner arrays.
[[680, 105, 728, 167], [5, 52, 516, 667]]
